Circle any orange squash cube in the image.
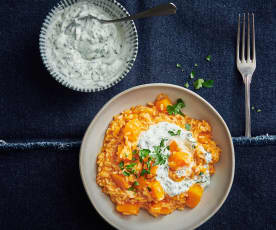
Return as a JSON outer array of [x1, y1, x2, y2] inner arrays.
[[111, 174, 129, 190], [149, 203, 172, 216], [146, 165, 158, 179], [116, 203, 140, 215], [154, 95, 172, 112], [136, 176, 147, 191], [168, 151, 191, 170], [150, 165, 158, 176], [169, 140, 180, 152], [123, 119, 142, 142], [150, 181, 165, 201], [186, 184, 204, 208]]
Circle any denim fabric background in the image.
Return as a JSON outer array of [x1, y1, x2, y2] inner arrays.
[[0, 0, 275, 229]]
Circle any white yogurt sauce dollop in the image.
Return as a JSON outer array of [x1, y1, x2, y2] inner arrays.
[[138, 122, 213, 197], [45, 2, 127, 88]]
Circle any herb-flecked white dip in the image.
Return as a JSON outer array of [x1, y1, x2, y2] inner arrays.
[[138, 122, 213, 197], [45, 2, 127, 89]]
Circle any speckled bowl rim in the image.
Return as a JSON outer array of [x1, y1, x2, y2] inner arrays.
[[79, 83, 235, 230], [39, 0, 138, 92]]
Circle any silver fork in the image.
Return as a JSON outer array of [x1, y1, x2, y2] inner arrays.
[[236, 13, 256, 137]]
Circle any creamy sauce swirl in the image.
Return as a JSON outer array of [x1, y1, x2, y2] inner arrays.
[[138, 122, 213, 197]]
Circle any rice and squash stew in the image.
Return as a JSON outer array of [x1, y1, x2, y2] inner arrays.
[[96, 94, 221, 217]]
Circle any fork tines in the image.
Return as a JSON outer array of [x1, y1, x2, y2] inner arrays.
[[236, 13, 255, 63]]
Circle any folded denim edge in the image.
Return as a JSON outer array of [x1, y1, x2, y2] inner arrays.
[[0, 135, 276, 152], [0, 140, 81, 152]]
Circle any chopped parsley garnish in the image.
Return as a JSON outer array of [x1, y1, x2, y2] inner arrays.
[[118, 161, 124, 170], [190, 71, 195, 79], [128, 187, 135, 191], [185, 124, 191, 131], [166, 146, 170, 150], [160, 138, 167, 147], [194, 63, 198, 67], [133, 181, 139, 186], [132, 150, 137, 154], [141, 169, 150, 176], [184, 82, 189, 88], [168, 130, 181, 136], [206, 55, 211, 62], [193, 78, 204, 89], [257, 109, 262, 112], [153, 146, 161, 154], [123, 171, 130, 176], [251, 106, 255, 110], [146, 160, 151, 170], [199, 172, 203, 176], [167, 99, 185, 116], [152, 145, 168, 166], [139, 149, 150, 162], [202, 80, 214, 88], [125, 162, 136, 169]]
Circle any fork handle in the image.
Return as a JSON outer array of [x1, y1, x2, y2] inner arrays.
[[244, 74, 252, 137]]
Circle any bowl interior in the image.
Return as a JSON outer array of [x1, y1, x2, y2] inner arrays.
[[80, 84, 235, 230]]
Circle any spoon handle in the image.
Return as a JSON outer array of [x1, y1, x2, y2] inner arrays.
[[104, 3, 177, 23]]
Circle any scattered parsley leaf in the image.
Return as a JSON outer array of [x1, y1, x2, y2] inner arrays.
[[123, 171, 130, 176], [185, 124, 191, 131], [206, 55, 211, 62], [177, 130, 181, 136], [193, 78, 204, 90], [199, 172, 203, 176], [257, 109, 262, 112], [190, 70, 195, 79], [184, 82, 189, 88], [202, 79, 214, 88], [251, 106, 255, 110], [118, 161, 124, 170], [176, 63, 182, 68], [166, 146, 170, 150], [194, 63, 198, 67]]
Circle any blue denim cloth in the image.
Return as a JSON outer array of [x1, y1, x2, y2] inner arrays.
[[0, 0, 275, 229]]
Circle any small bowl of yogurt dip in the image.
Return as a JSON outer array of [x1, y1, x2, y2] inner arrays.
[[39, 0, 138, 92]]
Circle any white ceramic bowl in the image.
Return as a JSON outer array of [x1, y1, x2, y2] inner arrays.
[[39, 0, 138, 92], [80, 83, 235, 230]]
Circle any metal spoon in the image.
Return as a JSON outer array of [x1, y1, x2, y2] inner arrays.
[[85, 3, 177, 24]]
